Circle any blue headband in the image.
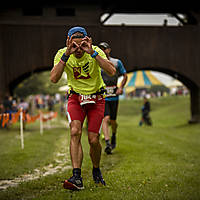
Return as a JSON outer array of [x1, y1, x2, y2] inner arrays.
[[68, 27, 87, 39]]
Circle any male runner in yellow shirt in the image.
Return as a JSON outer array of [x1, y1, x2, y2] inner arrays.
[[51, 26, 116, 190]]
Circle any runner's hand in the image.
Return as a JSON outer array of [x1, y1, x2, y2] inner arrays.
[[80, 36, 94, 55], [65, 36, 79, 56], [116, 87, 123, 95]]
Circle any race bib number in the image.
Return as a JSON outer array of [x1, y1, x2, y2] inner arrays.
[[79, 94, 96, 106], [105, 86, 117, 97]]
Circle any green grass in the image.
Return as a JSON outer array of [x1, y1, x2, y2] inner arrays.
[[0, 96, 200, 200]]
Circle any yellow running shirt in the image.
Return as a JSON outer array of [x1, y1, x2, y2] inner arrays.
[[54, 45, 106, 95]]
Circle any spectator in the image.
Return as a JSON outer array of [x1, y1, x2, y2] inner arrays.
[[139, 96, 152, 126]]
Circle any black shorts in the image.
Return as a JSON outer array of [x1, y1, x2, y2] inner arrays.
[[104, 100, 119, 120]]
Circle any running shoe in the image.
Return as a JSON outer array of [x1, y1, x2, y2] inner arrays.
[[104, 144, 112, 155], [92, 168, 106, 185], [63, 175, 84, 190], [111, 134, 116, 149]]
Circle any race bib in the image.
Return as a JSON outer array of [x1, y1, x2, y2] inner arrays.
[[79, 94, 96, 106], [105, 86, 117, 97]]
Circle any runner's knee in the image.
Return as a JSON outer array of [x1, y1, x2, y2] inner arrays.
[[70, 121, 82, 137], [103, 116, 110, 123], [88, 133, 99, 146], [71, 127, 81, 137]]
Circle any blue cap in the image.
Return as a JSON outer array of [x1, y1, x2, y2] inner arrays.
[[68, 27, 87, 39]]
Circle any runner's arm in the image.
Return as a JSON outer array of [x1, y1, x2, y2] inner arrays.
[[116, 60, 127, 95], [116, 73, 127, 95], [120, 73, 127, 89], [50, 62, 65, 83], [51, 48, 70, 83], [95, 54, 116, 76], [81, 37, 116, 76]]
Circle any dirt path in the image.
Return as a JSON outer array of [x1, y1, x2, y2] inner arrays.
[[0, 163, 71, 190], [0, 128, 71, 190]]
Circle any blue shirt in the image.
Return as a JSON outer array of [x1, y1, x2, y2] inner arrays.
[[102, 57, 126, 101]]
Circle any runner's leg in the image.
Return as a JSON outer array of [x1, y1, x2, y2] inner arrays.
[[102, 101, 112, 154], [67, 95, 85, 169], [110, 120, 118, 134], [102, 101, 110, 140], [110, 100, 119, 149], [86, 96, 105, 161], [102, 115, 110, 141], [86, 97, 106, 185], [109, 100, 119, 133], [88, 132, 102, 168], [64, 94, 85, 190], [70, 120, 83, 168]]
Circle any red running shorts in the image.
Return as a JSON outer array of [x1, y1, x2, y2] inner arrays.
[[66, 94, 105, 134]]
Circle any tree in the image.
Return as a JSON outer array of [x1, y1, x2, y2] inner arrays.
[[148, 85, 169, 94], [14, 71, 67, 97]]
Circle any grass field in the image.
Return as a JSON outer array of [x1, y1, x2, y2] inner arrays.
[[0, 96, 200, 200]]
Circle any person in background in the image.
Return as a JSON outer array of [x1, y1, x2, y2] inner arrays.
[[3, 96, 12, 114], [48, 96, 54, 111], [139, 96, 152, 126], [99, 42, 127, 155], [18, 98, 29, 129], [0, 101, 5, 128], [3, 96, 14, 127]]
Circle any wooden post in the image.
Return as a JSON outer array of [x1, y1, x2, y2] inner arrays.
[[40, 111, 43, 135], [20, 108, 24, 149]]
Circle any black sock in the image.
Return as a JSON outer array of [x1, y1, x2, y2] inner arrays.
[[105, 139, 110, 146], [112, 133, 116, 137], [93, 167, 100, 173], [73, 168, 81, 177]]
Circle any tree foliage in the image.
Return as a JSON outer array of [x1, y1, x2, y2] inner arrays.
[[14, 71, 67, 97], [148, 85, 170, 94]]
